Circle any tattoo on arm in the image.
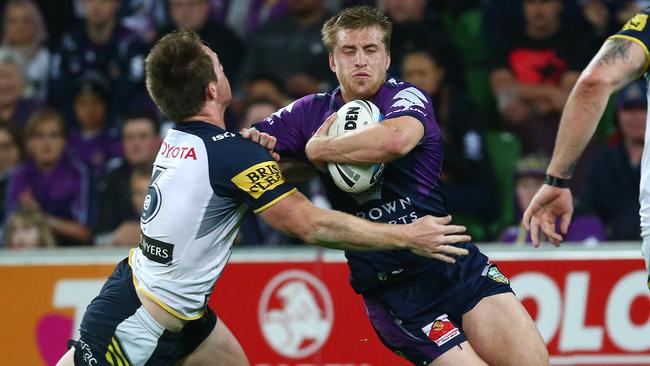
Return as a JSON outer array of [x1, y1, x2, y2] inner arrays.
[[595, 38, 646, 77], [597, 39, 631, 66]]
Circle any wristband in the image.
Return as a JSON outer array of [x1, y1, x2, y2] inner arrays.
[[544, 174, 570, 188]]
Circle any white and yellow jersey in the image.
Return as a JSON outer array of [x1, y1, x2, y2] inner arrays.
[[131, 121, 296, 320], [608, 9, 650, 236]]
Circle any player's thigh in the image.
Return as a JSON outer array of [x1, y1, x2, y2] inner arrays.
[[462, 292, 549, 366], [429, 341, 488, 366], [175, 318, 249, 366], [55, 348, 75, 366]]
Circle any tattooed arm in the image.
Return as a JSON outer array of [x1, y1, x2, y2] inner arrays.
[[547, 38, 647, 179], [522, 38, 648, 247]]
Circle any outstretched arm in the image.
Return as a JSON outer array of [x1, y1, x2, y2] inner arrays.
[[260, 190, 470, 263], [523, 37, 648, 246]]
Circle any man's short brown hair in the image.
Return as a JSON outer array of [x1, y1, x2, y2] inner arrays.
[[321, 6, 392, 53], [145, 30, 217, 121]]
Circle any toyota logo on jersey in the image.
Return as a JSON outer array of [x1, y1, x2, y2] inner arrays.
[[258, 270, 334, 358]]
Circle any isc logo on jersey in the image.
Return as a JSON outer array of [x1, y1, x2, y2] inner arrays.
[[327, 100, 385, 193], [232, 161, 285, 198]]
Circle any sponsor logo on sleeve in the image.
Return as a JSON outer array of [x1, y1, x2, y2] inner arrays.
[[231, 161, 285, 199], [623, 13, 648, 31], [422, 314, 460, 346]]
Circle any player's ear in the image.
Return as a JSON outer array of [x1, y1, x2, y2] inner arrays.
[[386, 52, 391, 71], [329, 53, 336, 73], [205, 81, 217, 101]]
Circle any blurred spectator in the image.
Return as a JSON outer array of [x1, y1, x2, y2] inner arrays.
[[0, 123, 23, 224], [1, 0, 50, 101], [5, 109, 92, 246], [241, 97, 281, 129], [97, 167, 150, 246], [500, 154, 605, 245], [67, 75, 122, 178], [381, 0, 458, 80], [95, 111, 160, 244], [243, 73, 290, 108], [3, 207, 55, 249], [0, 49, 44, 127], [209, 0, 289, 39], [118, 0, 166, 43], [240, 0, 334, 97], [581, 80, 646, 241], [49, 0, 149, 122], [490, 0, 594, 155], [157, 0, 244, 84], [401, 49, 498, 222]]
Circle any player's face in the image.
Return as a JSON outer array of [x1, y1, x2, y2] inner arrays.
[[202, 45, 232, 106], [330, 26, 390, 101]]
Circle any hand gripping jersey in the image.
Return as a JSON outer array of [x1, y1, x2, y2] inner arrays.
[[256, 79, 464, 293], [131, 121, 296, 319], [608, 8, 650, 236]]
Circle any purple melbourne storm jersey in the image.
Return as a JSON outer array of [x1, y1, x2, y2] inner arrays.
[[256, 78, 468, 293]]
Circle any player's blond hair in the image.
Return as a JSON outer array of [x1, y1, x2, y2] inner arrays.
[[321, 6, 392, 53]]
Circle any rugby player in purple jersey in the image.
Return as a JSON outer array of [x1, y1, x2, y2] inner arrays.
[[250, 6, 549, 366]]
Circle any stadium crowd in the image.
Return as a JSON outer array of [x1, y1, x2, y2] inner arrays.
[[0, 0, 646, 248]]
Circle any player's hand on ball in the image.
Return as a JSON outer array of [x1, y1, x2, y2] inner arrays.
[[406, 215, 470, 263], [240, 127, 280, 161]]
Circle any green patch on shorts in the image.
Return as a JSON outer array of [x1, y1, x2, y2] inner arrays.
[[487, 266, 509, 284]]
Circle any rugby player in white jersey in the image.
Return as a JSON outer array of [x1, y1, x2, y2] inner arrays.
[[56, 30, 471, 366], [523, 9, 650, 279]]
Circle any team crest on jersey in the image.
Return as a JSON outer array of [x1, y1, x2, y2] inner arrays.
[[422, 314, 460, 346], [486, 266, 509, 284], [623, 13, 648, 31], [232, 161, 285, 198]]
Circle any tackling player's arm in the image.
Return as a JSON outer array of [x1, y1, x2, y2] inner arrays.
[[221, 140, 469, 262], [259, 190, 470, 263], [305, 113, 423, 165], [546, 38, 647, 180], [523, 14, 650, 246]]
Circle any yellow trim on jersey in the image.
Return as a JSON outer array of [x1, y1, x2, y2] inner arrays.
[[607, 34, 650, 75], [128, 249, 205, 321], [110, 337, 130, 366], [106, 339, 129, 366], [253, 187, 298, 213]]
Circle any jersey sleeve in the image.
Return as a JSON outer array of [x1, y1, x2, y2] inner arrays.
[[253, 96, 312, 161], [209, 138, 297, 213], [608, 7, 650, 74], [380, 81, 437, 135]]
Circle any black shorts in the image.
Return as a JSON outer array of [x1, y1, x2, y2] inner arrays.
[[362, 245, 513, 365], [68, 258, 216, 366]]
